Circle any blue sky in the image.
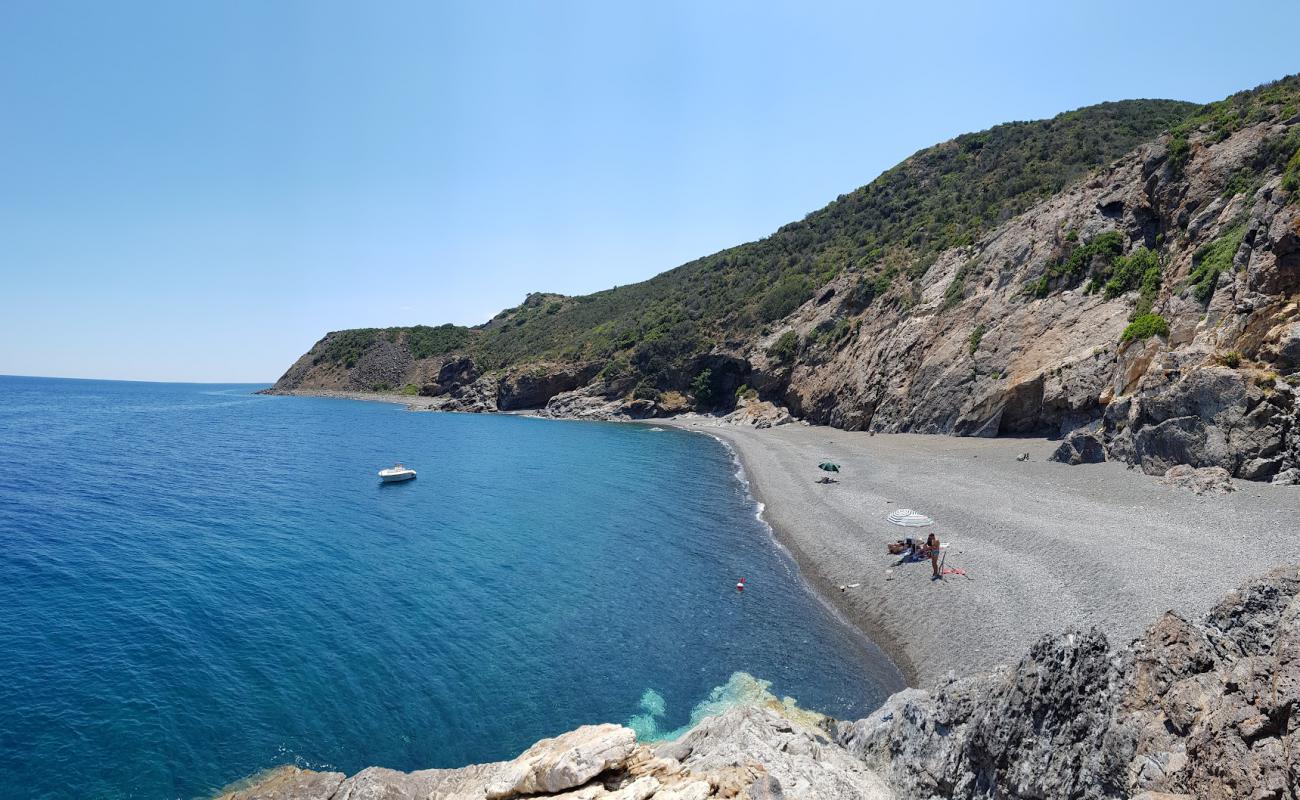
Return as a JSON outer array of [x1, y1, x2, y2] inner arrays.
[[2, 1, 1298, 382]]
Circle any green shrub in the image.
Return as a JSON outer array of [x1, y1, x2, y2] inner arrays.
[[690, 369, 719, 407], [1033, 231, 1124, 297], [631, 379, 660, 401], [1283, 146, 1300, 196], [968, 324, 986, 355], [1220, 169, 1258, 199], [1084, 247, 1162, 315], [406, 324, 473, 359], [820, 317, 855, 347], [766, 330, 800, 364], [941, 265, 969, 311], [1220, 351, 1242, 368], [1168, 134, 1191, 174], [1188, 224, 1245, 303], [400, 383, 419, 396], [1120, 313, 1170, 343], [851, 273, 893, 307], [314, 328, 379, 368], [759, 275, 815, 321], [735, 384, 758, 401]]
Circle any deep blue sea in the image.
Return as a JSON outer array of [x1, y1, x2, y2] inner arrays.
[[0, 376, 902, 799]]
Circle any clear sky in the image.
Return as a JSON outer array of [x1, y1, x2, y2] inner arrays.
[[2, 1, 1298, 382]]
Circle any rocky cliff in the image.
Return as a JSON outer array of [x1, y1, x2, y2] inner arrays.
[[219, 567, 1300, 800], [750, 82, 1300, 483], [268, 75, 1300, 482]]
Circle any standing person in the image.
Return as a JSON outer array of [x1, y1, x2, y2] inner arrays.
[[926, 532, 941, 579]]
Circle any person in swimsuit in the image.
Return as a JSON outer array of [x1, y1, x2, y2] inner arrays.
[[926, 532, 941, 578]]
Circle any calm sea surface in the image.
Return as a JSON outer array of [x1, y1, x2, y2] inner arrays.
[[0, 376, 902, 799]]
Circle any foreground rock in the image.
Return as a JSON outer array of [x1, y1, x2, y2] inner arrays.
[[217, 692, 894, 800], [221, 568, 1300, 800], [841, 566, 1300, 799]]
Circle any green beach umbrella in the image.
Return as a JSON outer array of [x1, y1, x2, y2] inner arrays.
[[818, 461, 840, 473]]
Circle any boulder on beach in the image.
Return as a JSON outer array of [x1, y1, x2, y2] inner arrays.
[[1049, 429, 1107, 465], [1159, 464, 1235, 495]]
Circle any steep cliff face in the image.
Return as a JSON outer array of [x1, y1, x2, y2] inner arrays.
[[752, 91, 1300, 481], [268, 76, 1300, 481], [218, 568, 1300, 800]]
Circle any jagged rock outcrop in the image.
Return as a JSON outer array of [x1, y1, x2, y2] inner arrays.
[[721, 398, 795, 429], [536, 383, 661, 420], [217, 687, 894, 800], [840, 566, 1300, 800], [1050, 428, 1108, 464], [659, 706, 892, 800]]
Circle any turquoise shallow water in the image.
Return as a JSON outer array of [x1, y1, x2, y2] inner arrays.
[[0, 376, 902, 799]]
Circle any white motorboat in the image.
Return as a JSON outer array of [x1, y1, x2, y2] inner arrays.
[[378, 463, 417, 483]]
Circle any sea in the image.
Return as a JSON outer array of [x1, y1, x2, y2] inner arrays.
[[0, 376, 903, 799]]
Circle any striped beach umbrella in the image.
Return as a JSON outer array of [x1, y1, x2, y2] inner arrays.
[[886, 508, 933, 527]]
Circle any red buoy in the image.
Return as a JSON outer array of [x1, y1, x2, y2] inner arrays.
[[736, 577, 746, 592]]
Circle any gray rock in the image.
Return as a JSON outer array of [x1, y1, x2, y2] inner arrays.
[[485, 724, 636, 798], [1275, 323, 1300, 368], [1272, 467, 1300, 486], [498, 364, 599, 411], [840, 629, 1130, 800], [839, 567, 1300, 800], [1158, 465, 1235, 494], [663, 705, 893, 800], [723, 399, 794, 428], [1050, 429, 1107, 465]]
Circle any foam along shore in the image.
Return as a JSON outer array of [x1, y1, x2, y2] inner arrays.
[[661, 417, 1299, 686]]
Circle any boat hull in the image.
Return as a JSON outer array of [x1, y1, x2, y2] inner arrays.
[[379, 471, 416, 483]]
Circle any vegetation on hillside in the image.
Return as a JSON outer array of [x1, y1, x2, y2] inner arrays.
[[1167, 74, 1300, 176], [1028, 231, 1126, 298], [1121, 313, 1170, 343], [310, 99, 1196, 385], [1188, 224, 1247, 303], [313, 324, 474, 368]]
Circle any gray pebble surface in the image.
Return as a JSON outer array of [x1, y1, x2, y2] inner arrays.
[[665, 419, 1299, 687]]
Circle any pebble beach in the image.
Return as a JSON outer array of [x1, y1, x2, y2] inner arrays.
[[665, 418, 1299, 686]]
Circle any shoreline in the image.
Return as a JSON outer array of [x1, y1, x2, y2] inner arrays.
[[659, 419, 1299, 687], [261, 389, 1299, 688], [682, 424, 921, 687]]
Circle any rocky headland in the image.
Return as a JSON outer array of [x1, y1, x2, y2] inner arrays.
[[266, 76, 1300, 485], [220, 567, 1300, 800]]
